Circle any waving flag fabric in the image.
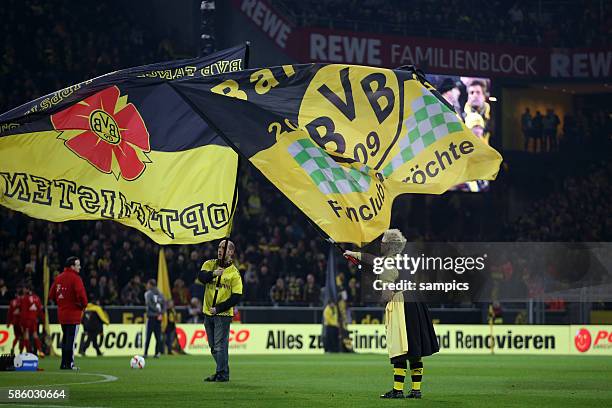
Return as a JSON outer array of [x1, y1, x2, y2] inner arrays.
[[0, 45, 247, 244], [171, 64, 502, 245]]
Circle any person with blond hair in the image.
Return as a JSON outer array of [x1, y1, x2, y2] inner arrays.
[[345, 229, 438, 399]]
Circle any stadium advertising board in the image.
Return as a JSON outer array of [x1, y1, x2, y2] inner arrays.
[[2, 324, 608, 356], [232, 0, 611, 79], [570, 325, 612, 355], [350, 325, 569, 355]]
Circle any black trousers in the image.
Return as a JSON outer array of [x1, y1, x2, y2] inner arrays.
[[60, 324, 79, 369], [144, 318, 162, 356], [80, 330, 102, 355], [324, 326, 340, 352], [165, 324, 176, 354]]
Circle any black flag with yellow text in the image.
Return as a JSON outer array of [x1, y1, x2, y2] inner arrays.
[[0, 45, 247, 244]]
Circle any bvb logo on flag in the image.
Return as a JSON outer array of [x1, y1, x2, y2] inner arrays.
[[51, 86, 151, 181], [288, 65, 401, 196]]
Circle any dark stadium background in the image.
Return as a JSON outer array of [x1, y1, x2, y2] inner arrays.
[[0, 0, 610, 328]]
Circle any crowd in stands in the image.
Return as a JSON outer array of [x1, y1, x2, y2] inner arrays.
[[0, 0, 610, 310], [2, 155, 610, 307], [507, 161, 612, 242], [0, 0, 175, 114], [274, 0, 611, 47], [0, 165, 361, 307]]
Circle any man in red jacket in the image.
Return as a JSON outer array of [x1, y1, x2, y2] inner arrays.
[[50, 256, 88, 370], [7, 286, 24, 354], [20, 284, 44, 356]]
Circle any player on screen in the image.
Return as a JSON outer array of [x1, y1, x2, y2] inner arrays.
[[344, 229, 439, 399], [463, 79, 492, 141]]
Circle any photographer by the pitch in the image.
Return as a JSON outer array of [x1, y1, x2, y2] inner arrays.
[[196, 239, 243, 382]]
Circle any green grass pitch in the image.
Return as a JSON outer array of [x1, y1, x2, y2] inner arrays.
[[1, 354, 611, 407]]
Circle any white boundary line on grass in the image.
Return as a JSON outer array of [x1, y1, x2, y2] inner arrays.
[[3, 404, 107, 408], [0, 372, 118, 388], [39, 372, 119, 387]]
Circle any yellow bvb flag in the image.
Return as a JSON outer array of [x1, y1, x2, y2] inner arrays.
[[157, 248, 172, 331], [0, 45, 247, 244], [171, 64, 503, 245]]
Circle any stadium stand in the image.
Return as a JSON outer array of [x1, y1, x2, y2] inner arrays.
[[271, 0, 611, 47], [0, 0, 610, 311]]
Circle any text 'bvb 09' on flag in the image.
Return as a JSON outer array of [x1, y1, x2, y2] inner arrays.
[[0, 45, 248, 244], [170, 64, 503, 245]]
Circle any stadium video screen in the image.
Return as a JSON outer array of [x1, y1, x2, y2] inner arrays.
[[429, 74, 494, 192]]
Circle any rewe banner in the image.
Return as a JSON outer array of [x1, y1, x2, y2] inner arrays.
[[233, 0, 611, 79]]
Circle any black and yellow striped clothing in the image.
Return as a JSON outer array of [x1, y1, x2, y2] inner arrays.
[[270, 285, 286, 304], [287, 281, 302, 302], [409, 358, 423, 391], [393, 361, 407, 391], [196, 259, 243, 317]]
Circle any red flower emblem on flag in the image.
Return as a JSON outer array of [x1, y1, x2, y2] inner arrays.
[[51, 86, 151, 180]]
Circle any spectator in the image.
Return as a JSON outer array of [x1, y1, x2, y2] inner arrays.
[[98, 276, 111, 305], [187, 297, 203, 323], [286, 276, 303, 304], [270, 278, 287, 305], [521, 108, 533, 151], [532, 111, 544, 152], [243, 270, 260, 304], [543, 108, 561, 152], [87, 276, 98, 303], [303, 274, 321, 306], [347, 278, 360, 306], [120, 277, 140, 306], [0, 278, 10, 305], [132, 275, 145, 304], [172, 278, 190, 306], [107, 278, 119, 305], [258, 265, 274, 298]]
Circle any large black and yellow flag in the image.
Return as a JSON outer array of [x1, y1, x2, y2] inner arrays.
[[0, 45, 247, 244], [171, 64, 502, 245]]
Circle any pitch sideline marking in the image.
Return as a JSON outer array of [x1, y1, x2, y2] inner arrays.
[[3, 405, 107, 408], [0, 372, 118, 388], [43, 372, 119, 387]]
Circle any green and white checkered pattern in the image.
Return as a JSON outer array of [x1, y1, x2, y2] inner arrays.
[[288, 138, 372, 195], [381, 88, 464, 178]]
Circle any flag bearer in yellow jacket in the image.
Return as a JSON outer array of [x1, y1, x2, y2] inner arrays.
[[196, 239, 243, 383]]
